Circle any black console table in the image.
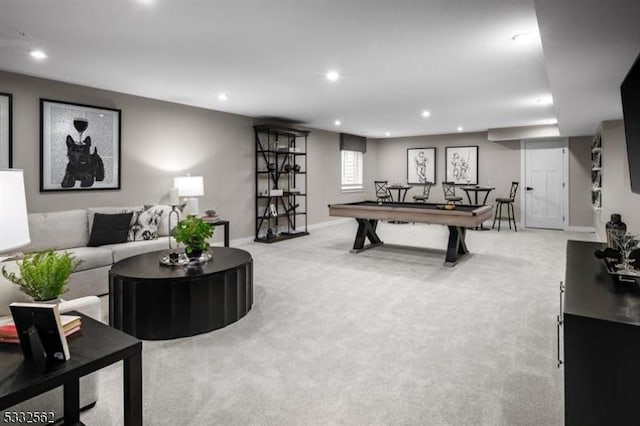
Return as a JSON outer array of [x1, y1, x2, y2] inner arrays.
[[110, 248, 253, 340], [0, 313, 142, 425], [562, 240, 640, 426]]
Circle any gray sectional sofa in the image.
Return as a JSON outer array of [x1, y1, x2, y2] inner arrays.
[[0, 205, 175, 315], [0, 206, 178, 421]]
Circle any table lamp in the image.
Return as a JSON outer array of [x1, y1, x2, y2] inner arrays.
[[0, 169, 31, 261], [174, 175, 204, 216]]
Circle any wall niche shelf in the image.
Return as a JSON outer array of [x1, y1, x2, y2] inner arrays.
[[591, 131, 602, 209], [254, 125, 309, 243]]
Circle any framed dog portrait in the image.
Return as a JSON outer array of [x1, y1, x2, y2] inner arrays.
[[0, 93, 11, 168], [407, 147, 436, 184], [445, 145, 478, 185], [40, 99, 121, 191]]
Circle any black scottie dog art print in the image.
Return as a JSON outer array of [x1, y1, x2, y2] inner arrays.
[[61, 135, 105, 188]]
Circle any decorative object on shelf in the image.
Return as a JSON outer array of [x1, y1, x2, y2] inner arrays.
[[270, 203, 278, 216], [174, 174, 204, 216], [407, 147, 436, 184], [606, 214, 627, 249], [0, 169, 30, 261], [171, 214, 214, 261], [2, 250, 81, 303], [266, 228, 274, 240], [0, 92, 12, 168], [40, 99, 121, 191], [445, 145, 478, 185]]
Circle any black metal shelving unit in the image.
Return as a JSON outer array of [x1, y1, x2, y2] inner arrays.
[[254, 124, 309, 243]]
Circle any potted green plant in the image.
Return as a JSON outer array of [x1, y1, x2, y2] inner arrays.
[[1, 250, 81, 302], [172, 215, 214, 259]]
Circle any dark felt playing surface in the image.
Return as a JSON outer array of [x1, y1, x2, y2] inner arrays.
[[344, 201, 481, 213]]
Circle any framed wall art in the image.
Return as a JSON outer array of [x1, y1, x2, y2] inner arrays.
[[0, 93, 12, 168], [445, 145, 478, 185], [40, 99, 121, 191], [407, 147, 436, 184]]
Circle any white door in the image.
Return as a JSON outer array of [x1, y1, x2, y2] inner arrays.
[[524, 140, 565, 229]]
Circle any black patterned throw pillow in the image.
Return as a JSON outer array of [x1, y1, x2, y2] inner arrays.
[[128, 207, 162, 241]]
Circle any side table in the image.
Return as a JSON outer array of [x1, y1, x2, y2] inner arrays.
[[0, 313, 142, 425], [201, 217, 230, 247]]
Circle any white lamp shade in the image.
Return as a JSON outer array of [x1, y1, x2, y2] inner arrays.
[[0, 169, 31, 252], [174, 176, 204, 197]]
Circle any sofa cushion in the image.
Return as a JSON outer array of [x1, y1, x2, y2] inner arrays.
[[60, 247, 113, 272], [129, 208, 162, 241], [24, 210, 89, 253], [87, 206, 143, 235], [146, 204, 183, 237], [104, 237, 171, 263], [88, 213, 133, 247]]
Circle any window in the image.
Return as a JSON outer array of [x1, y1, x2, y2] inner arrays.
[[341, 150, 363, 192]]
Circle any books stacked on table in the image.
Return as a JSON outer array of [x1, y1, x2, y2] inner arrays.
[[0, 314, 82, 344]]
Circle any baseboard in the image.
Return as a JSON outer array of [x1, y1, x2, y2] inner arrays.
[[565, 226, 596, 233], [224, 219, 351, 247]]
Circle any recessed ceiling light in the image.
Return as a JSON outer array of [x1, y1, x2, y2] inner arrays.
[[326, 70, 340, 82], [421, 110, 431, 118], [334, 120, 341, 126], [457, 126, 464, 132], [218, 93, 229, 101], [29, 49, 47, 60], [385, 132, 391, 137], [137, 0, 154, 4], [512, 32, 533, 42]]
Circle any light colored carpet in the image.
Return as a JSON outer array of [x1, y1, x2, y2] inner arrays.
[[82, 221, 596, 425]]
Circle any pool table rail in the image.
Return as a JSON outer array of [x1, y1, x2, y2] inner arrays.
[[328, 202, 493, 228]]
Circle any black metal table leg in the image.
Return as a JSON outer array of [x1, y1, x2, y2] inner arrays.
[[351, 219, 383, 252], [123, 352, 143, 426], [445, 226, 469, 266]]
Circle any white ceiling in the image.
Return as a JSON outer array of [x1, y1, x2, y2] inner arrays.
[[0, 0, 638, 138]]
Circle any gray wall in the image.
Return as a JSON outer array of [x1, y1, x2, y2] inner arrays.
[[307, 130, 377, 225], [568, 136, 594, 227], [373, 132, 523, 220], [597, 119, 640, 239], [0, 71, 368, 241]]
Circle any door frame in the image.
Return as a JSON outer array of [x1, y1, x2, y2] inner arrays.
[[519, 138, 569, 230]]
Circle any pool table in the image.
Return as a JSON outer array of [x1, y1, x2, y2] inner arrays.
[[328, 201, 494, 266]]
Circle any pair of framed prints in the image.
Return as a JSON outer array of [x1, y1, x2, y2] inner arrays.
[[406, 146, 478, 185]]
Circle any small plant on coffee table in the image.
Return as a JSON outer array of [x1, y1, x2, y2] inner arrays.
[[172, 215, 214, 259], [2, 250, 81, 302]]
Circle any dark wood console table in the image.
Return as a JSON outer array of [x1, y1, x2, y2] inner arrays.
[[109, 248, 253, 340], [0, 313, 142, 425], [562, 240, 640, 426]]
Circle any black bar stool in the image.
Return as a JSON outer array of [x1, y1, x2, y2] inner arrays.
[[492, 182, 519, 231]]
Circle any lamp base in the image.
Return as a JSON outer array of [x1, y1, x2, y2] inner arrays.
[[183, 198, 200, 216]]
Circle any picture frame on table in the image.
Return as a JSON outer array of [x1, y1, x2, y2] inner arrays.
[[40, 99, 121, 192], [0, 93, 12, 168], [407, 147, 436, 184], [445, 145, 478, 185]]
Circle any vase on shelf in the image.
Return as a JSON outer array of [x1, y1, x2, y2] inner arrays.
[[606, 214, 627, 249]]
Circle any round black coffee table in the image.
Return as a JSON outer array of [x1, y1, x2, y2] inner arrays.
[[109, 248, 253, 340]]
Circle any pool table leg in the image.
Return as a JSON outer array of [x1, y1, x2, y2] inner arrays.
[[444, 226, 469, 266], [351, 219, 384, 253]]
